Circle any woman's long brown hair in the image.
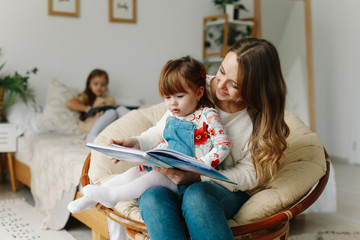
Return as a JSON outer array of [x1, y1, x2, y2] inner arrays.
[[229, 38, 290, 184]]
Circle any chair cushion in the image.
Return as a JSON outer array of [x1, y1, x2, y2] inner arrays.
[[89, 103, 167, 185], [89, 103, 326, 225], [233, 111, 326, 224]]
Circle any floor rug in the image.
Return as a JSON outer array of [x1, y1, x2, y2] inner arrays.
[[289, 228, 360, 240], [0, 198, 76, 240]]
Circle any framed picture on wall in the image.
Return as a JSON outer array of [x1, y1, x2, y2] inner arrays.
[[48, 0, 80, 17], [109, 0, 136, 23]]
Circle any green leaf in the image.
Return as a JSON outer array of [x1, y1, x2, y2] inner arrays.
[[0, 65, 37, 115]]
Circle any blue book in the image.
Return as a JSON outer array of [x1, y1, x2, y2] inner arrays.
[[86, 143, 236, 185]]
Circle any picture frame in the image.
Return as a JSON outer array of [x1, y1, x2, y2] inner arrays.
[[109, 0, 136, 23], [48, 0, 80, 17]]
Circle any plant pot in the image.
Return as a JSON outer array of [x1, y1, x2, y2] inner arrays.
[[225, 4, 235, 20], [234, 7, 239, 20]]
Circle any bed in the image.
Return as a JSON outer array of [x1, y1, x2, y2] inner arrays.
[[7, 79, 139, 236], [7, 78, 337, 239]]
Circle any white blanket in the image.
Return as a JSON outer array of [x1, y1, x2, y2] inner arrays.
[[27, 132, 89, 229]]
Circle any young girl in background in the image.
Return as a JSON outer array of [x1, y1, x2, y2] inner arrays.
[[67, 56, 231, 213], [66, 69, 130, 142]]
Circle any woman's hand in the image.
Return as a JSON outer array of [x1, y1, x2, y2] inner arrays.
[[153, 166, 201, 185], [109, 138, 140, 164]]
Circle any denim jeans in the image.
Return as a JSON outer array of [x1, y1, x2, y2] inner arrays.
[[139, 181, 250, 240]]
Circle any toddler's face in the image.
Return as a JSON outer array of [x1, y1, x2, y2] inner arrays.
[[164, 80, 204, 117], [90, 76, 107, 97]]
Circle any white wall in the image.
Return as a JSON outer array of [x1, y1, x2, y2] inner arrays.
[[1, 0, 359, 163], [0, 0, 218, 105], [312, 0, 360, 163], [262, 1, 309, 126]]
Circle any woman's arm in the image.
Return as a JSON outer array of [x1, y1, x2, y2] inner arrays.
[[216, 156, 259, 192], [202, 107, 259, 192]]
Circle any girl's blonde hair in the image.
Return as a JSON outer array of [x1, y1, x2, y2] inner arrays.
[[229, 38, 290, 184], [158, 56, 214, 109]]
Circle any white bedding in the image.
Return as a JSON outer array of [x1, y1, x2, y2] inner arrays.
[[17, 132, 89, 229], [15, 136, 31, 166]]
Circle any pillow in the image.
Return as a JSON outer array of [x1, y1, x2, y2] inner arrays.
[[6, 102, 43, 137], [39, 79, 81, 134]]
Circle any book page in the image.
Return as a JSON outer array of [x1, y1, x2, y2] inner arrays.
[[86, 143, 159, 166]]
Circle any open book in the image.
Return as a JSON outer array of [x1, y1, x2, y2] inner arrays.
[[86, 143, 236, 184]]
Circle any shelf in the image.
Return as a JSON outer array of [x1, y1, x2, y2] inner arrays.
[[203, 56, 223, 63], [205, 19, 254, 27], [203, 13, 256, 59]]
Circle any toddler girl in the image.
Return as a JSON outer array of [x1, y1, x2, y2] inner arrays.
[[68, 56, 230, 213]]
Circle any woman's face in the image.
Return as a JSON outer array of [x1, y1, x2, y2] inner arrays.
[[215, 51, 241, 102]]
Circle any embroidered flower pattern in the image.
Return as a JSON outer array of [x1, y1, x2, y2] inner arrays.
[[211, 159, 220, 167], [208, 128, 216, 137]]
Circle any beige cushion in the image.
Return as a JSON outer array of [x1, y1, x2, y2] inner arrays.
[[233, 111, 326, 224], [89, 103, 326, 225], [39, 79, 81, 134], [89, 102, 167, 185]]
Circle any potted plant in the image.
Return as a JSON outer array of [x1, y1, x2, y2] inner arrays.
[[212, 0, 248, 20], [0, 48, 37, 122]]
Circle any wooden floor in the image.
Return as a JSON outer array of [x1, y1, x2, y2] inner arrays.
[[1, 160, 359, 239]]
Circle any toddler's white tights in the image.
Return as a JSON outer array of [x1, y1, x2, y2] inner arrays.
[[67, 167, 177, 213]]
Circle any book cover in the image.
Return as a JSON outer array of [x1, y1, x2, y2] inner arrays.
[[86, 143, 236, 184]]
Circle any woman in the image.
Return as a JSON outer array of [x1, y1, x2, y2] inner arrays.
[[137, 37, 290, 240]]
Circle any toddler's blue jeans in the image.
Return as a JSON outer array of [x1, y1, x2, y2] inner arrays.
[[139, 181, 250, 240]]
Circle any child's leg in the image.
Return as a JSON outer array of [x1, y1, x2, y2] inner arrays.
[[86, 109, 117, 143], [83, 170, 177, 208], [101, 166, 148, 186], [67, 196, 97, 213], [68, 167, 144, 213], [115, 105, 130, 118]]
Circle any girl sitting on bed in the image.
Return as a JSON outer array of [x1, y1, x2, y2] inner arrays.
[[66, 69, 130, 142], [67, 56, 231, 213]]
